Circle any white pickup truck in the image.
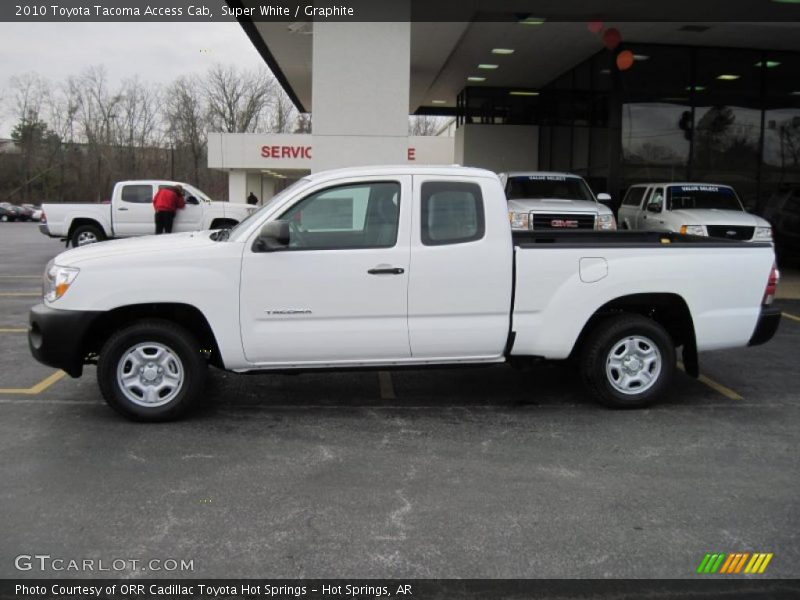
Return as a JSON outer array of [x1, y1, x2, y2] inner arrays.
[[618, 182, 773, 242], [28, 166, 781, 421], [39, 180, 255, 247], [500, 171, 616, 231]]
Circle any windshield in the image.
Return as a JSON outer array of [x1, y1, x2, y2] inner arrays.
[[667, 185, 743, 211], [506, 175, 595, 202], [223, 178, 310, 240], [183, 184, 212, 203]]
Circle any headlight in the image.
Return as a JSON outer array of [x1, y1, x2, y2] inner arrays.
[[754, 226, 772, 241], [596, 214, 617, 231], [509, 211, 530, 230], [43, 261, 80, 302], [680, 225, 706, 236]]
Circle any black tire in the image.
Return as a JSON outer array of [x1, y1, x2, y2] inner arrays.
[[580, 314, 675, 409], [70, 224, 105, 247], [97, 319, 207, 422]]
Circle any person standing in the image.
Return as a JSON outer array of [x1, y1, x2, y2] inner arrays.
[[247, 192, 259, 205], [152, 184, 185, 234]]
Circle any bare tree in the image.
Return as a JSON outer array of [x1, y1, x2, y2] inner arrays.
[[204, 64, 274, 133], [268, 86, 298, 133], [294, 113, 312, 134], [409, 115, 447, 136], [166, 75, 207, 184]]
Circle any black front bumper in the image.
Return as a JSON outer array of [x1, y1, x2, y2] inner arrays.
[[28, 304, 102, 377], [748, 307, 782, 346]]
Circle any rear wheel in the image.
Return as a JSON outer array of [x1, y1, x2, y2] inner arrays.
[[97, 320, 207, 421], [580, 314, 675, 408], [71, 224, 105, 247]]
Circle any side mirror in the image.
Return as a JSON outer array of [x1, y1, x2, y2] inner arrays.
[[186, 196, 199, 205], [646, 202, 662, 214], [597, 193, 612, 204], [255, 220, 290, 252]]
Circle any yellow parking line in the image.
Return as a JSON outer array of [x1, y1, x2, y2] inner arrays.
[[378, 371, 396, 400], [0, 370, 66, 395], [0, 292, 40, 297], [677, 362, 743, 401], [0, 328, 27, 333], [782, 312, 800, 323]]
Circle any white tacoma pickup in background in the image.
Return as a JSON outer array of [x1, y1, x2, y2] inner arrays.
[[28, 166, 780, 421], [39, 180, 255, 247], [618, 183, 772, 242], [500, 171, 616, 231]]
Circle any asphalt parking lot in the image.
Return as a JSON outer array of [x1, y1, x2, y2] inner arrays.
[[0, 222, 799, 579]]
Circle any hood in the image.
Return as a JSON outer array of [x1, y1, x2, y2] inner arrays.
[[668, 208, 768, 227], [507, 198, 610, 215], [55, 231, 217, 266]]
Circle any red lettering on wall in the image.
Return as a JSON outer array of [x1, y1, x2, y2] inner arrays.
[[407, 147, 416, 161], [260, 145, 313, 160]]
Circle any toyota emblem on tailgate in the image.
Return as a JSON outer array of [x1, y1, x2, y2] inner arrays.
[[551, 219, 579, 228]]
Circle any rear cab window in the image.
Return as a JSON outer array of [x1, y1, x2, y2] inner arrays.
[[622, 186, 646, 207], [121, 184, 154, 204], [667, 185, 743, 211], [421, 181, 485, 246]]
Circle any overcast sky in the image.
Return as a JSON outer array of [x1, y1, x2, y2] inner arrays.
[[0, 22, 267, 137]]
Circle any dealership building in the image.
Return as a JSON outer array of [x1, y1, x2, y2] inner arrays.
[[212, 3, 800, 213]]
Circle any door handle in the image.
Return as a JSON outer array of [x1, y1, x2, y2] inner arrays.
[[117, 207, 129, 211], [368, 267, 405, 275]]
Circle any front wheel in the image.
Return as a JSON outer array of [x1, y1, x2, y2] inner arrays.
[[580, 314, 675, 408], [97, 320, 208, 421]]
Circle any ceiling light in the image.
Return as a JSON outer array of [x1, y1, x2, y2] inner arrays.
[[467, 76, 486, 82], [509, 91, 539, 96], [633, 54, 650, 61], [599, 69, 611, 75], [519, 17, 545, 25], [478, 64, 499, 70], [431, 100, 446, 104], [791, 91, 800, 96], [717, 74, 740, 80], [755, 60, 781, 68], [771, 0, 800, 4], [492, 48, 515, 55], [686, 85, 706, 91]]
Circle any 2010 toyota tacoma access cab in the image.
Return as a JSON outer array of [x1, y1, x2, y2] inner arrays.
[[39, 180, 255, 247], [28, 166, 781, 421]]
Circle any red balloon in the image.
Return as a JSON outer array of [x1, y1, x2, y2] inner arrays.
[[603, 27, 622, 50], [616, 50, 634, 71], [587, 20, 603, 34]]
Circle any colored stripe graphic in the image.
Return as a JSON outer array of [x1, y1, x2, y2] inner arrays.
[[701, 552, 773, 574]]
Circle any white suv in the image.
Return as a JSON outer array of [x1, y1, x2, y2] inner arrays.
[[618, 183, 772, 242], [499, 172, 616, 231]]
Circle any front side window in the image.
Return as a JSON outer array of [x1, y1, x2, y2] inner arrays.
[[421, 181, 485, 246], [647, 187, 665, 211], [121, 185, 154, 204], [279, 181, 400, 250]]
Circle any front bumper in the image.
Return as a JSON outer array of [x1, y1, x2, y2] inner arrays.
[[28, 304, 102, 377], [748, 307, 781, 346]]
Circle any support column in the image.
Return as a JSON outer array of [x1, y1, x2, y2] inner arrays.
[[228, 170, 247, 204], [311, 19, 410, 172]]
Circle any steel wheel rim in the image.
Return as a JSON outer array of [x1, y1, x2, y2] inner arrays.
[[76, 231, 98, 246], [605, 335, 662, 395], [116, 342, 184, 407]]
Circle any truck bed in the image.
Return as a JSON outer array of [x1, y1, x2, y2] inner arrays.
[[512, 230, 772, 248]]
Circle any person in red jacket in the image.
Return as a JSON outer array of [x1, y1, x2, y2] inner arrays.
[[152, 184, 185, 234]]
